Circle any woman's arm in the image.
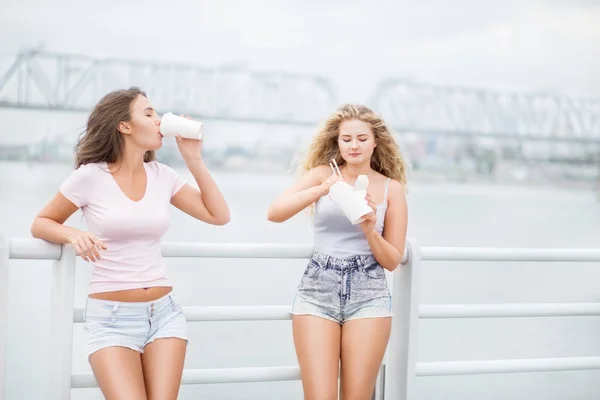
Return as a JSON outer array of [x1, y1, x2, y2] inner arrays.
[[31, 193, 106, 262], [31, 192, 81, 244], [171, 159, 231, 225], [170, 134, 231, 225], [362, 180, 408, 271], [266, 165, 338, 223]]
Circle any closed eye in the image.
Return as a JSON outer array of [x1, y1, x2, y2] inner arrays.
[[342, 138, 368, 142]]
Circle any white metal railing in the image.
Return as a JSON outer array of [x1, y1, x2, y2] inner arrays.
[[2, 230, 600, 399], [0, 232, 8, 400], [0, 233, 414, 400], [392, 245, 600, 400]]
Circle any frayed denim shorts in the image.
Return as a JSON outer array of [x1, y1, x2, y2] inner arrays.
[[83, 290, 187, 359], [291, 250, 392, 324]]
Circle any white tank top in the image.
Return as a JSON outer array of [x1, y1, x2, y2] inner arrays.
[[312, 178, 390, 258]]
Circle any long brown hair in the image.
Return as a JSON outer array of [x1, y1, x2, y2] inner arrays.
[[74, 87, 156, 168], [296, 104, 408, 185]]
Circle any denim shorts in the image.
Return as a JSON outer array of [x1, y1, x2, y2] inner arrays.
[[291, 250, 392, 324], [84, 290, 188, 359]]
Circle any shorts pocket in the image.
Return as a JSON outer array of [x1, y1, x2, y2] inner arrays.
[[303, 258, 323, 279], [361, 261, 385, 279], [84, 317, 113, 333], [83, 300, 118, 332]]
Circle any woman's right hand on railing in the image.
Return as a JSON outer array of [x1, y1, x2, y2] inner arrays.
[[67, 231, 107, 262]]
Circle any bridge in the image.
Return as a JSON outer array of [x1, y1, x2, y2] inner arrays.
[[369, 80, 600, 144], [1, 48, 600, 144]]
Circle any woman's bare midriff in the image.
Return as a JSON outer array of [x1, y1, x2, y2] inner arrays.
[[88, 286, 173, 302]]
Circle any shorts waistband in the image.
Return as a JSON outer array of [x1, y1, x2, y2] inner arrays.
[[86, 290, 177, 307], [85, 290, 180, 321], [311, 249, 377, 270]]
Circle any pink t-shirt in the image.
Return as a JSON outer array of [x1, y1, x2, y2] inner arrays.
[[59, 161, 186, 294]]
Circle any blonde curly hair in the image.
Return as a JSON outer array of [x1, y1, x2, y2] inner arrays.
[[294, 104, 408, 185]]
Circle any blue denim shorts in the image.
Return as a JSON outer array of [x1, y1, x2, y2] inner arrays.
[[291, 250, 392, 324], [84, 290, 188, 359]]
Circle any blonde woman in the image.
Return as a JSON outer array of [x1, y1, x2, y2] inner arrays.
[[267, 104, 408, 399]]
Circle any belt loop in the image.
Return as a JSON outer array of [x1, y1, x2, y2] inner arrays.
[[83, 298, 88, 322], [170, 291, 177, 312], [111, 303, 118, 324]]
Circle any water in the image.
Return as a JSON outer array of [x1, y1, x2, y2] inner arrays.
[[2, 161, 600, 399]]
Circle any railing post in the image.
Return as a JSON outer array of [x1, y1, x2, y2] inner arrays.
[[47, 244, 76, 400], [385, 237, 422, 400], [0, 231, 9, 400], [371, 364, 385, 400]]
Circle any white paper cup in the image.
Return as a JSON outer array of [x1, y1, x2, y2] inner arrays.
[[160, 112, 204, 140], [329, 182, 373, 225]]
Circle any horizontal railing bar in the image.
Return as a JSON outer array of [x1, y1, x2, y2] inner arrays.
[[9, 238, 600, 263], [161, 242, 314, 258], [420, 303, 600, 319], [416, 356, 600, 376], [72, 366, 302, 388], [421, 247, 600, 262], [9, 238, 62, 260], [73, 308, 83, 323], [8, 239, 409, 263], [73, 306, 292, 323], [9, 240, 318, 260], [184, 306, 292, 321], [74, 302, 600, 323]]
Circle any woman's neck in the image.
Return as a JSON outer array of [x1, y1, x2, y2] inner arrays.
[[342, 162, 372, 182]]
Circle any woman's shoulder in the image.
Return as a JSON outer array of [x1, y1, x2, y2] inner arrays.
[[303, 164, 333, 184], [373, 172, 405, 198], [384, 177, 406, 201], [145, 160, 160, 170], [310, 164, 332, 177], [145, 160, 173, 173], [144, 161, 183, 183], [72, 162, 106, 176]]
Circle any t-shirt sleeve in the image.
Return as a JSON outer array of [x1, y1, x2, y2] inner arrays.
[[59, 164, 94, 208], [157, 162, 187, 198]]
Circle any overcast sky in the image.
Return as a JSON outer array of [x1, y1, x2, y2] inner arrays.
[[0, 0, 599, 145], [1, 0, 599, 99]]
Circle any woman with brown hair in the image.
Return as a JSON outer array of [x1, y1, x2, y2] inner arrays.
[[31, 87, 230, 399], [267, 104, 408, 399]]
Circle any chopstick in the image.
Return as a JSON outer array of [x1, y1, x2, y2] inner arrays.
[[330, 158, 342, 178]]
